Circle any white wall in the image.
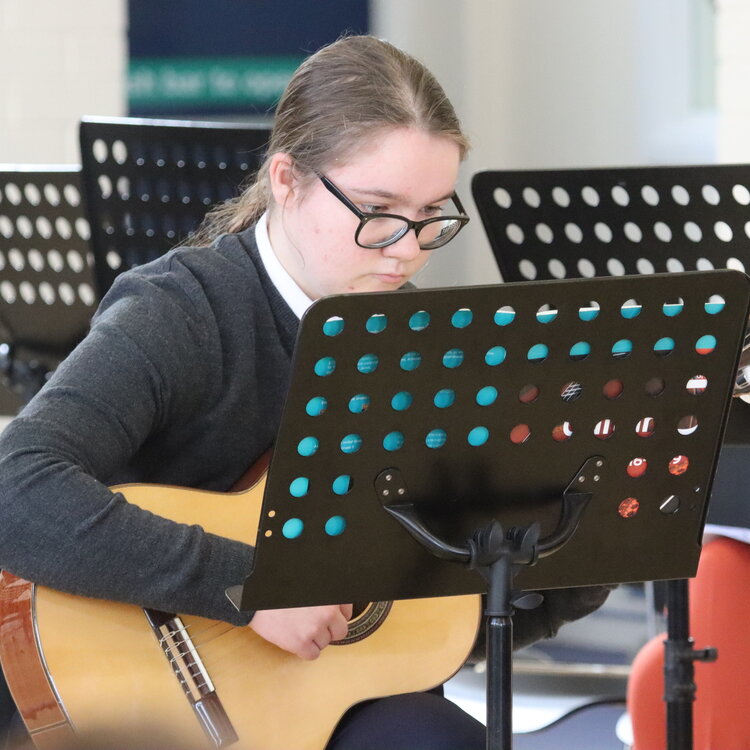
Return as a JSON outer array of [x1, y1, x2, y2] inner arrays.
[[717, 0, 750, 162], [372, 0, 718, 287], [0, 0, 126, 165]]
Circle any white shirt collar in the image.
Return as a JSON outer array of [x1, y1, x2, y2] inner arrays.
[[254, 213, 314, 320]]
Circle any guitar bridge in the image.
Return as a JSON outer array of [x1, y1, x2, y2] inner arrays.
[[144, 608, 238, 747]]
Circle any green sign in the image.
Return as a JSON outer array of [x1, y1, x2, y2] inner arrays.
[[128, 56, 304, 109]]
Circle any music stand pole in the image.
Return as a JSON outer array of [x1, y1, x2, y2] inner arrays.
[[480, 524, 539, 750], [664, 578, 717, 750], [478, 524, 537, 750]]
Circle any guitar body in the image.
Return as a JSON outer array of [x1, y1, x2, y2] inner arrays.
[[0, 474, 481, 749]]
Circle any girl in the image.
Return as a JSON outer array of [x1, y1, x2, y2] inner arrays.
[[0, 35, 610, 749]]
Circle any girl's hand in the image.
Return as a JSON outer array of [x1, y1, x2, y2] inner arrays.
[[249, 604, 353, 660]]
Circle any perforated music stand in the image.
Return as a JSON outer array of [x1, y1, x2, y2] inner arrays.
[[471, 164, 750, 283], [0, 166, 97, 409], [472, 165, 750, 748], [236, 271, 750, 749], [78, 116, 270, 298]]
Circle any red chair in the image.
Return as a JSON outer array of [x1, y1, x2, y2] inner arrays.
[[627, 536, 750, 749]]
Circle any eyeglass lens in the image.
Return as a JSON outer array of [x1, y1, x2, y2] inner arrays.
[[358, 216, 463, 249]]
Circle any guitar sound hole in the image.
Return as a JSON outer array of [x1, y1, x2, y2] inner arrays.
[[350, 602, 371, 620], [333, 601, 393, 645]]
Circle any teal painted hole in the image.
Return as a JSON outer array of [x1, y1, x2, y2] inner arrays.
[[409, 310, 431, 331], [340, 434, 362, 454], [494, 307, 515, 326], [332, 475, 352, 495], [305, 396, 328, 416], [705, 298, 725, 315], [325, 515, 346, 536], [443, 348, 464, 368], [485, 346, 507, 366], [579, 305, 600, 321], [527, 344, 549, 362], [289, 477, 309, 497], [425, 429, 447, 448], [434, 389, 456, 408], [314, 356, 336, 376], [695, 335, 716, 355], [297, 437, 319, 456], [357, 354, 379, 374], [569, 341, 591, 360], [536, 308, 558, 323], [383, 431, 405, 451], [654, 337, 675, 355], [663, 302, 684, 317], [366, 314, 388, 333], [468, 426, 489, 446], [621, 302, 642, 319], [282, 518, 304, 539], [612, 339, 633, 358], [348, 394, 371, 413], [476, 386, 498, 406], [451, 308, 473, 328], [323, 317, 344, 336], [400, 351, 422, 371], [391, 391, 413, 411]]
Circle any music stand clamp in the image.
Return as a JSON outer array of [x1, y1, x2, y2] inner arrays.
[[238, 270, 750, 750]]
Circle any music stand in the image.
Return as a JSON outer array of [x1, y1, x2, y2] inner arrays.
[[0, 166, 97, 409], [235, 271, 750, 749], [78, 116, 270, 298], [472, 164, 750, 748]]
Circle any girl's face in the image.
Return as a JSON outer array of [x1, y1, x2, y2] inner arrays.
[[267, 127, 462, 300]]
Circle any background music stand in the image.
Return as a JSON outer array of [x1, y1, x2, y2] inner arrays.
[[472, 164, 750, 748], [0, 166, 97, 409], [236, 271, 750, 749], [78, 116, 270, 298], [471, 164, 750, 284]]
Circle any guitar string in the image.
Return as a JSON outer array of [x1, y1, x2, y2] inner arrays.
[[159, 619, 234, 655], [161, 636, 228, 692], [188, 623, 259, 678], [164, 644, 247, 689], [159, 619, 244, 683]]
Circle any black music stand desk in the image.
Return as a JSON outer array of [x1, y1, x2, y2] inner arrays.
[[236, 270, 750, 750]]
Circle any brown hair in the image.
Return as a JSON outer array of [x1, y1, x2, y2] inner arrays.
[[190, 35, 469, 245]]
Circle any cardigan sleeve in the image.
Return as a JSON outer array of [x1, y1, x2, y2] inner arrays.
[[0, 267, 255, 625]]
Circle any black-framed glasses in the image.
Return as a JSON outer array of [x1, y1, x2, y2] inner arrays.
[[319, 175, 470, 250]]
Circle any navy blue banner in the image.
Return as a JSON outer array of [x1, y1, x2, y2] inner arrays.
[[128, 0, 369, 116]]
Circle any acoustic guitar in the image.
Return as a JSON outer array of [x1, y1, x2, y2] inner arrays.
[[0, 462, 481, 750]]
